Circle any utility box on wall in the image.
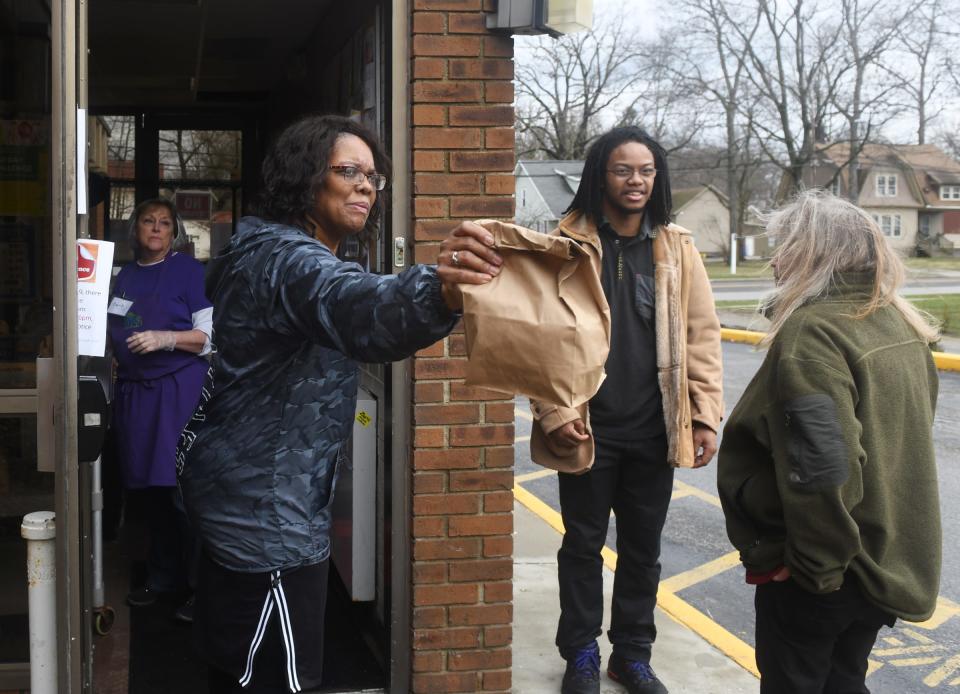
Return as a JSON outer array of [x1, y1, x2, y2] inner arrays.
[[331, 389, 377, 601]]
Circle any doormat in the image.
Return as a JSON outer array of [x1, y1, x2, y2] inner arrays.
[[128, 568, 385, 692]]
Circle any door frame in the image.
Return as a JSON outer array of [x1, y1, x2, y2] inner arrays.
[[52, 0, 84, 690]]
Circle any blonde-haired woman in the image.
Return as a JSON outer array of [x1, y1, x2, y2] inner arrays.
[[718, 190, 941, 694]]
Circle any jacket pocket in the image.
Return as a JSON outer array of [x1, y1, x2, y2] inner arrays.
[[634, 273, 655, 324], [783, 394, 848, 491]]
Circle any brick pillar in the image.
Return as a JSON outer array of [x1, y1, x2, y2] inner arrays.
[[409, 2, 516, 692]]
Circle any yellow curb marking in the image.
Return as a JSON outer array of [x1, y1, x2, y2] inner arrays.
[[515, 408, 534, 421], [721, 327, 960, 372], [513, 482, 760, 679]]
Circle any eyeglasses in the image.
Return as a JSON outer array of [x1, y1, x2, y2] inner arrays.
[[607, 167, 657, 180], [328, 165, 388, 191]]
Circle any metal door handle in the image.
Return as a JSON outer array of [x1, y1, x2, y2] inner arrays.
[[36, 358, 55, 472]]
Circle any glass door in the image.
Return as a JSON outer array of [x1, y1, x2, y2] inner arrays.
[[0, 0, 56, 688]]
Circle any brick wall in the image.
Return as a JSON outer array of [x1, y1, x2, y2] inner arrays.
[[409, 1, 516, 692]]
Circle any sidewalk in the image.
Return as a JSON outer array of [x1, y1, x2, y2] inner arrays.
[[512, 502, 758, 693]]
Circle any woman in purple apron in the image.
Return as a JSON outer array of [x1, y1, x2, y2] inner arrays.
[[108, 198, 212, 619]]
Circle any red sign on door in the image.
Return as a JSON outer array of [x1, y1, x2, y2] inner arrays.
[[174, 190, 212, 221]]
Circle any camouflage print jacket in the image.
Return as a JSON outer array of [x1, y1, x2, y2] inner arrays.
[[178, 217, 457, 573]]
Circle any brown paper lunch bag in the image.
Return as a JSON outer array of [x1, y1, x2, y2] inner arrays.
[[459, 219, 611, 409]]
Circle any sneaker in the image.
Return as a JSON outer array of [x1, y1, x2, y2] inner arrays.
[[126, 585, 159, 607], [561, 643, 600, 694], [607, 653, 668, 694], [174, 595, 194, 624]]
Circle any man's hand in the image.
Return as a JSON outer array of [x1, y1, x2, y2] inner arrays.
[[437, 221, 503, 310], [548, 419, 590, 449], [692, 424, 717, 468]]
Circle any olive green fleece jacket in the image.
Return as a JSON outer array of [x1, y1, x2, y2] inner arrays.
[[717, 278, 941, 621]]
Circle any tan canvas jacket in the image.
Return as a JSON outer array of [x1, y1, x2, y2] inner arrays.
[[530, 210, 724, 472]]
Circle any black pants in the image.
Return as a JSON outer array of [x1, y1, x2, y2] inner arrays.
[[197, 554, 329, 693], [755, 575, 895, 694], [556, 435, 673, 662]]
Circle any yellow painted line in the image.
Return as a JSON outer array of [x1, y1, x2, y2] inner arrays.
[[659, 551, 742, 593], [872, 645, 945, 657], [515, 407, 533, 421], [673, 479, 724, 509], [655, 591, 760, 677], [721, 327, 960, 372], [924, 652, 960, 688], [914, 596, 960, 630], [900, 628, 935, 644], [513, 483, 759, 679], [515, 468, 555, 484], [515, 435, 530, 444], [514, 483, 566, 536], [890, 657, 943, 667]]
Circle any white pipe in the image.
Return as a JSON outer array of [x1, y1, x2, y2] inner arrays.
[[729, 232, 738, 275], [21, 511, 57, 694], [91, 456, 104, 608]]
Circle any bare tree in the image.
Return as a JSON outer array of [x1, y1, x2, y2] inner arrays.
[[726, 0, 844, 199], [514, 11, 699, 159], [832, 0, 903, 202], [672, 0, 760, 251], [886, 0, 951, 145]]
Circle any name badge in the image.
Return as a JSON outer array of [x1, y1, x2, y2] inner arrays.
[[108, 297, 133, 316]]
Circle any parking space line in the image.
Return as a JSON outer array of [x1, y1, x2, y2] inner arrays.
[[515, 468, 555, 484], [658, 551, 741, 593], [513, 482, 760, 679], [916, 596, 960, 630], [672, 479, 723, 509], [924, 653, 960, 687]]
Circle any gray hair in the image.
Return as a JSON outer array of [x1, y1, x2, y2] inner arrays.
[[760, 189, 939, 347], [127, 198, 186, 260]]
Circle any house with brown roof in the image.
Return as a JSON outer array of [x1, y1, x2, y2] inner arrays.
[[799, 143, 960, 255]]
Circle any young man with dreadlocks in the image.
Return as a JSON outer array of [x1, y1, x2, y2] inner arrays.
[[529, 127, 723, 694]]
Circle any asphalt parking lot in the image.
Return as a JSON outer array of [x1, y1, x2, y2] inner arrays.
[[514, 341, 960, 692]]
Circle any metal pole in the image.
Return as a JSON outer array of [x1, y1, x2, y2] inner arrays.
[[729, 232, 738, 275], [21, 512, 58, 694], [91, 457, 104, 609]]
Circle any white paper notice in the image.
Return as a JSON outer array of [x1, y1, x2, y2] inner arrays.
[[77, 239, 114, 356]]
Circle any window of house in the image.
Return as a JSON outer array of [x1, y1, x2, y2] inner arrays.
[[940, 185, 960, 200], [875, 174, 897, 197], [872, 213, 902, 237], [919, 215, 931, 236]]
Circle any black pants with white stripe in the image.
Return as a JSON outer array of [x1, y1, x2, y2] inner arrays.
[[195, 552, 329, 693]]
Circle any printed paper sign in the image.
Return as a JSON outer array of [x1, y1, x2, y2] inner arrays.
[[77, 239, 114, 356]]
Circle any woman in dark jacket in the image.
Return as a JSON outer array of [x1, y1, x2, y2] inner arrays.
[[178, 114, 501, 693]]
